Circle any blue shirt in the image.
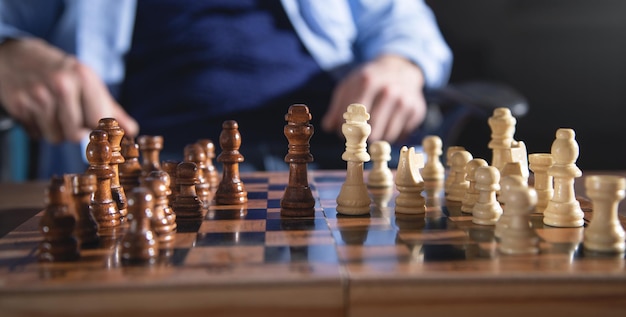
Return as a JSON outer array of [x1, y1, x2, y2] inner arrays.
[[0, 0, 452, 90]]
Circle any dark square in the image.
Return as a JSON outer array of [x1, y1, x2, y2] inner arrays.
[[264, 245, 338, 263], [269, 184, 286, 191], [267, 199, 281, 209], [247, 191, 268, 200], [265, 218, 328, 231], [241, 177, 268, 184], [333, 228, 398, 246], [195, 232, 265, 247]]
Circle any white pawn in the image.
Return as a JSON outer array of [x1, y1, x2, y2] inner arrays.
[[497, 161, 528, 203], [495, 175, 527, 238], [583, 175, 626, 254], [543, 128, 584, 227], [461, 158, 488, 214], [421, 135, 444, 181], [472, 166, 502, 225], [336, 104, 372, 215], [367, 141, 393, 188], [444, 146, 465, 195], [447, 150, 473, 202], [498, 185, 539, 255], [528, 153, 554, 213], [395, 146, 426, 214]]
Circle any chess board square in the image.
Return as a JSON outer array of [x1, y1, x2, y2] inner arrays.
[[267, 199, 281, 209], [337, 245, 412, 263], [265, 218, 328, 231], [208, 208, 267, 220], [268, 184, 286, 191], [332, 228, 398, 246], [199, 219, 266, 233], [194, 232, 265, 247], [264, 245, 338, 263], [247, 191, 268, 200], [184, 245, 264, 265], [241, 177, 269, 184], [265, 230, 335, 246]]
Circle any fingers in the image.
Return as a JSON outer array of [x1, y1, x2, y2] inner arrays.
[[52, 56, 83, 142], [78, 63, 139, 137]]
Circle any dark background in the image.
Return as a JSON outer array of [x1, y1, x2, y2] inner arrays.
[[427, 0, 626, 170]]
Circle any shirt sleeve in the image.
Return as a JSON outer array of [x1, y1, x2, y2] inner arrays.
[[350, 0, 453, 89], [0, 0, 66, 44]]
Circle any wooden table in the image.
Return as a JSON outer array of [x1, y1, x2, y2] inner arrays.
[[1, 170, 625, 317]]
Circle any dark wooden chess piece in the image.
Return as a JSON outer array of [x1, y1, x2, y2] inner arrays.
[[184, 143, 211, 207], [98, 118, 128, 219], [39, 176, 80, 262], [119, 136, 142, 193], [137, 135, 164, 178], [144, 170, 177, 248], [161, 160, 180, 207], [215, 120, 247, 205], [172, 162, 204, 219], [121, 187, 159, 265], [70, 173, 100, 248], [86, 130, 122, 228], [197, 139, 220, 188], [280, 104, 315, 217]]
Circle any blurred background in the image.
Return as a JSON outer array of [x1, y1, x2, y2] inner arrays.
[[427, 0, 626, 170]]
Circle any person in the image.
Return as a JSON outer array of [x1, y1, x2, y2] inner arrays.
[[0, 0, 452, 175]]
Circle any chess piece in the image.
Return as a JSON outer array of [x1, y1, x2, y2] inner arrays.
[[215, 120, 248, 205], [197, 139, 220, 188], [421, 135, 445, 181], [184, 143, 211, 207], [497, 161, 528, 203], [172, 162, 204, 219], [144, 171, 177, 247], [161, 160, 180, 207], [461, 158, 488, 214], [583, 175, 626, 254], [336, 104, 372, 215], [394, 146, 426, 214], [137, 135, 164, 178], [367, 140, 393, 189], [528, 153, 554, 213], [119, 136, 142, 193], [39, 176, 80, 262], [495, 175, 527, 239], [444, 146, 465, 195], [280, 104, 316, 217], [121, 187, 159, 265], [488, 107, 516, 171], [98, 118, 128, 219], [543, 128, 584, 227], [86, 130, 122, 228], [70, 173, 100, 248], [472, 166, 502, 225], [498, 185, 539, 255], [447, 150, 472, 202]]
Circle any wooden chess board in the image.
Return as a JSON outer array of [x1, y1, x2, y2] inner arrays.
[[1, 170, 625, 317]]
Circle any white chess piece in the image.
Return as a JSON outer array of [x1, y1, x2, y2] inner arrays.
[[395, 146, 426, 214], [543, 128, 584, 227], [528, 153, 554, 213], [495, 175, 527, 238], [336, 104, 372, 215], [421, 135, 444, 181], [447, 150, 472, 202], [583, 175, 626, 254], [367, 141, 393, 188], [461, 158, 488, 214], [472, 166, 502, 225], [498, 185, 539, 255], [444, 146, 465, 195], [488, 107, 516, 171]]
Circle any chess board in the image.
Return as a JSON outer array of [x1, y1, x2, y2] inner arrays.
[[1, 170, 626, 317]]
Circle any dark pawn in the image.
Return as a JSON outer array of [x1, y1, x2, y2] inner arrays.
[[172, 162, 204, 219], [121, 187, 159, 265], [137, 135, 164, 179], [86, 130, 122, 228], [70, 173, 100, 248], [144, 171, 177, 247], [98, 118, 128, 219], [281, 105, 315, 217], [39, 176, 80, 262], [119, 136, 142, 193], [184, 143, 211, 207], [161, 160, 180, 207], [197, 139, 220, 188], [215, 120, 247, 205]]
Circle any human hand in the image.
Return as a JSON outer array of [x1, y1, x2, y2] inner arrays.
[[0, 38, 138, 143], [322, 54, 426, 144]]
